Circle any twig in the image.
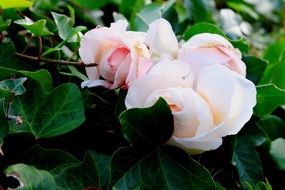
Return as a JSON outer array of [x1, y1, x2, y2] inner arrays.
[[15, 52, 98, 67], [21, 35, 33, 54], [37, 36, 42, 60]]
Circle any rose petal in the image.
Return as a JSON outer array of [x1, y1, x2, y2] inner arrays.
[[144, 87, 214, 138], [197, 65, 256, 135], [146, 18, 178, 58], [182, 33, 233, 49]]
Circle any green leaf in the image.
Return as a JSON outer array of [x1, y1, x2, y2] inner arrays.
[[112, 147, 218, 190], [227, 2, 259, 20], [82, 150, 111, 190], [271, 51, 285, 89], [0, 0, 33, 9], [9, 83, 85, 138], [257, 115, 285, 141], [22, 145, 80, 175], [14, 17, 53, 36], [119, 98, 173, 144], [20, 145, 83, 189], [120, 0, 144, 19], [260, 41, 285, 85], [183, 22, 249, 52], [4, 164, 56, 190], [190, 0, 213, 23], [269, 138, 285, 170], [0, 67, 53, 94], [0, 77, 27, 97], [19, 69, 53, 93], [0, 43, 33, 71], [243, 55, 268, 84], [73, 0, 110, 10], [0, 16, 11, 32], [52, 12, 86, 42], [0, 98, 8, 141], [254, 84, 285, 116], [232, 136, 264, 188], [263, 40, 285, 65], [133, 3, 161, 31]]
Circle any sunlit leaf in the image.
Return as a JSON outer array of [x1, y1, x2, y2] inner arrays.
[[14, 17, 53, 36], [4, 164, 56, 189], [52, 12, 86, 42], [0, 16, 11, 32], [0, 0, 33, 9]]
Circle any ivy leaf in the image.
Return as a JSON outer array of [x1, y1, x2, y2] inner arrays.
[[51, 12, 86, 42], [243, 55, 268, 84], [232, 136, 264, 188], [254, 84, 285, 116], [0, 77, 27, 97], [0, 16, 11, 32], [82, 150, 111, 190], [14, 17, 53, 36], [119, 98, 173, 145], [4, 164, 56, 190], [269, 138, 285, 170], [8, 83, 85, 138], [257, 115, 285, 141], [0, 98, 8, 152], [111, 147, 219, 190], [0, 0, 33, 9], [183, 22, 249, 53]]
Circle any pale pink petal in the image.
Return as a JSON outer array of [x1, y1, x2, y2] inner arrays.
[[144, 87, 214, 138], [146, 18, 178, 57], [148, 60, 194, 85], [81, 79, 110, 88], [218, 46, 246, 76], [177, 47, 231, 77], [79, 28, 120, 64], [221, 71, 256, 135], [112, 55, 132, 88], [196, 65, 235, 125], [182, 33, 233, 49], [197, 65, 256, 136], [168, 136, 223, 155], [85, 67, 99, 80]]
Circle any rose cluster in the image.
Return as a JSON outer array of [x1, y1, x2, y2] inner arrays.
[[79, 18, 256, 154]]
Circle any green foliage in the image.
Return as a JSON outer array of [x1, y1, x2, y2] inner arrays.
[[254, 84, 285, 116], [51, 12, 86, 42], [4, 164, 57, 190], [0, 0, 285, 189], [14, 17, 53, 36], [110, 146, 219, 190], [119, 98, 173, 144], [8, 83, 85, 138], [0, 16, 11, 32], [0, 77, 27, 97], [183, 22, 249, 52], [269, 138, 285, 170], [0, 0, 33, 9]]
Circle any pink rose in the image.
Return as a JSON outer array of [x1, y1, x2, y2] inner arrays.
[[178, 33, 246, 81], [79, 20, 153, 89], [125, 60, 256, 154]]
